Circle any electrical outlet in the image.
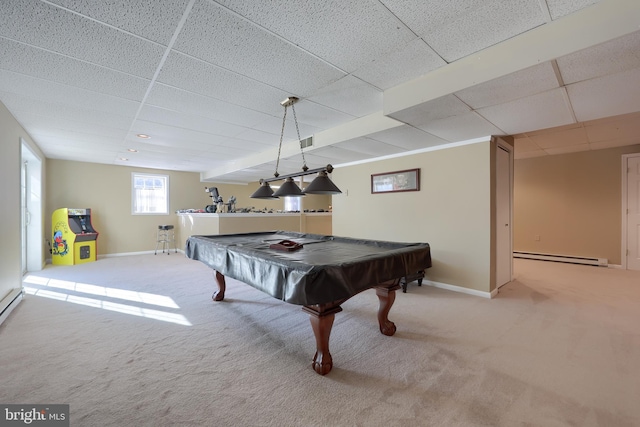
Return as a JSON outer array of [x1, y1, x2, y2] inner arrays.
[[534, 235, 540, 241]]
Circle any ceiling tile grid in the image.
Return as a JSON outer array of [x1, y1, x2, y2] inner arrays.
[[367, 125, 450, 151], [0, 0, 638, 180], [0, 39, 150, 102], [455, 62, 560, 109], [46, 0, 191, 45], [557, 30, 640, 84], [417, 111, 505, 142], [0, 0, 165, 79], [567, 66, 640, 121], [545, 0, 599, 20], [381, 0, 547, 62], [172, 0, 346, 97], [157, 52, 290, 117], [213, 0, 417, 73], [351, 38, 447, 90], [476, 87, 576, 134], [0, 70, 141, 116]]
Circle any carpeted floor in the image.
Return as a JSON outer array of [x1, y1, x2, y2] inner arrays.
[[1, 254, 639, 426]]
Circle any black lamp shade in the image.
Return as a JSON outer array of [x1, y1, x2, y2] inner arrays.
[[304, 171, 342, 195], [250, 181, 278, 199], [273, 177, 305, 197]]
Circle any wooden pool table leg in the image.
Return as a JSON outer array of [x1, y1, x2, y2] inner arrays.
[[375, 282, 401, 336], [212, 271, 226, 301], [302, 304, 343, 375]]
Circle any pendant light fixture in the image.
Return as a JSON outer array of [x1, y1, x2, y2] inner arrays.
[[250, 97, 342, 199]]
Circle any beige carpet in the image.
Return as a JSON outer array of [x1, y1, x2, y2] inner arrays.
[[1, 254, 639, 426]]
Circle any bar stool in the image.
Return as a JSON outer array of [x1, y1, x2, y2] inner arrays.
[[155, 225, 177, 255]]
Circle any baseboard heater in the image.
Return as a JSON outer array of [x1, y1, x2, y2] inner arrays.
[[0, 288, 24, 327], [513, 251, 608, 267]]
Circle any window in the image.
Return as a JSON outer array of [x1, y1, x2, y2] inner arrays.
[[132, 173, 169, 215], [283, 196, 301, 212]]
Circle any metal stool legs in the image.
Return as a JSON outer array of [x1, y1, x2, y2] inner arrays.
[[155, 225, 177, 255]]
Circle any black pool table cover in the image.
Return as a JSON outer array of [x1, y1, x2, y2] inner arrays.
[[185, 231, 431, 305]]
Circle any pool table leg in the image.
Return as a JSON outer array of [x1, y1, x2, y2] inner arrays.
[[375, 283, 401, 336], [212, 271, 226, 301], [302, 304, 343, 375]]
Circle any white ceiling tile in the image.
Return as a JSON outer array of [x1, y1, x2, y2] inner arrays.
[[367, 125, 449, 151], [514, 137, 541, 153], [584, 112, 640, 143], [388, 95, 471, 127], [214, 0, 416, 72], [589, 137, 640, 151], [477, 88, 575, 134], [0, 92, 132, 131], [0, 39, 150, 101], [287, 100, 356, 131], [173, 0, 346, 96], [456, 62, 560, 109], [546, 0, 598, 20], [557, 30, 640, 84], [417, 111, 505, 142], [137, 105, 251, 139], [544, 144, 590, 155], [529, 126, 587, 149], [383, 0, 546, 62], [307, 76, 382, 118], [307, 146, 372, 164], [514, 150, 548, 159], [157, 52, 289, 116], [145, 83, 274, 128], [16, 114, 128, 142], [567, 67, 640, 121], [333, 137, 405, 157], [0, 0, 164, 78], [47, 0, 191, 45], [0, 71, 140, 116], [353, 38, 447, 90]]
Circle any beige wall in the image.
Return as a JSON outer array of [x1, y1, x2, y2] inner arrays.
[[514, 144, 640, 265], [45, 159, 332, 255], [0, 101, 46, 301], [332, 140, 494, 293]]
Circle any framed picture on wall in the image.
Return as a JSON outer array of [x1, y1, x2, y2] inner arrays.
[[371, 168, 420, 194]]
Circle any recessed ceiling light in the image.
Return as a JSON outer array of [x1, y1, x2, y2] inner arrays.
[[136, 134, 150, 139], [127, 148, 138, 152]]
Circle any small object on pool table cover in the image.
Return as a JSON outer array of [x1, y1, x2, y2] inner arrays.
[[185, 231, 431, 375], [269, 239, 303, 251]]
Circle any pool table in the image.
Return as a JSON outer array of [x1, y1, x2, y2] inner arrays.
[[185, 231, 431, 375]]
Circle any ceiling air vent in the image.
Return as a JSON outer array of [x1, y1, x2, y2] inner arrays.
[[300, 136, 313, 148]]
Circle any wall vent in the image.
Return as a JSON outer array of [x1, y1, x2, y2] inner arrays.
[[300, 136, 313, 149], [513, 251, 608, 267]]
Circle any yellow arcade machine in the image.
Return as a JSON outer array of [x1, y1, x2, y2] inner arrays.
[[52, 208, 99, 265]]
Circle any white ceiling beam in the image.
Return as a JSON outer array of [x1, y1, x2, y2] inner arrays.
[[200, 111, 403, 180], [384, 0, 640, 117]]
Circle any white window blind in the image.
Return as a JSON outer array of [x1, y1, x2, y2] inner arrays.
[[132, 173, 169, 215]]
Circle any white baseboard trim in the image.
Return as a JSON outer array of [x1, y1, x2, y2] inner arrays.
[[46, 250, 185, 264], [100, 250, 184, 258], [423, 280, 493, 299], [0, 288, 24, 326]]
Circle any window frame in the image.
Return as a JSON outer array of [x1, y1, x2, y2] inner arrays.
[[131, 172, 170, 215]]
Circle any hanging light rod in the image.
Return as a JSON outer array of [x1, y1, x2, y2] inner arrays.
[[250, 96, 342, 199], [260, 164, 334, 184], [281, 96, 299, 107]]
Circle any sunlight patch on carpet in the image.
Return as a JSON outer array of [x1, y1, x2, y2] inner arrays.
[[22, 275, 191, 326]]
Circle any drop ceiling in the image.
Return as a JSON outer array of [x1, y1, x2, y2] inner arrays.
[[1, 0, 639, 183]]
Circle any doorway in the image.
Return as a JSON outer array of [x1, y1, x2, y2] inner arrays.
[[21, 140, 43, 273], [495, 141, 513, 289], [622, 153, 640, 270]]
